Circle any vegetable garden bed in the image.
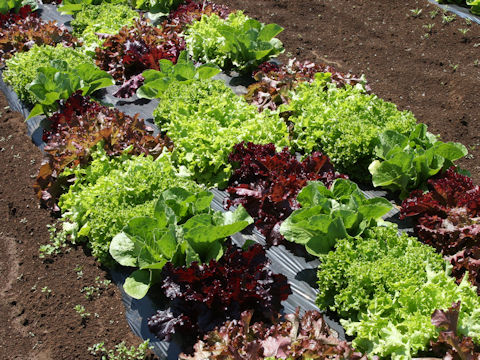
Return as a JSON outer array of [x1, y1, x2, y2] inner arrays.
[[0, 0, 479, 359]]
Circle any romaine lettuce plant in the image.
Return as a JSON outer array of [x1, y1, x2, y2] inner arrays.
[[136, 50, 220, 99], [3, 44, 93, 105], [58, 147, 202, 264], [131, 0, 184, 15], [369, 123, 468, 199], [279, 179, 393, 256], [26, 60, 114, 119], [284, 78, 417, 179], [110, 187, 253, 298], [226, 142, 346, 245], [152, 79, 289, 187], [147, 243, 291, 344], [184, 11, 284, 73]]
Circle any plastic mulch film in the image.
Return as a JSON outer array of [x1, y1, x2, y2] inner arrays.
[[38, 4, 73, 29], [428, 0, 480, 24], [0, 4, 417, 358]]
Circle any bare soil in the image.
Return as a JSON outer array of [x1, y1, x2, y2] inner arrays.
[[0, 0, 479, 358]]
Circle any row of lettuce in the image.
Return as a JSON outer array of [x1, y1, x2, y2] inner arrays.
[[2, 0, 480, 358]]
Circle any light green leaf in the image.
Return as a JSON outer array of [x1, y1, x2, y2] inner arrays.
[[196, 64, 221, 80], [431, 141, 468, 162], [305, 217, 348, 256], [258, 23, 284, 41], [26, 104, 45, 121], [123, 269, 151, 299], [109, 232, 141, 267]]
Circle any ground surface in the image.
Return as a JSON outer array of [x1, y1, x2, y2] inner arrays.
[[0, 0, 479, 358]]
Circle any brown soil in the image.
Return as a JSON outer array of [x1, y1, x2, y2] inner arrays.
[[0, 0, 479, 358]]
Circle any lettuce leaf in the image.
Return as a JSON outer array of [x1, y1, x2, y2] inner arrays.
[[280, 179, 393, 256]]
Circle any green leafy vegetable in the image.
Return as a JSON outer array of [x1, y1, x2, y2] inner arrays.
[[368, 123, 468, 199], [132, 0, 184, 15], [58, 146, 202, 264], [58, 0, 131, 16], [110, 187, 253, 298], [26, 60, 113, 119], [3, 44, 93, 105], [184, 11, 284, 73], [284, 79, 417, 179], [153, 79, 289, 187], [279, 179, 393, 256], [316, 226, 480, 358], [71, 3, 138, 48], [137, 51, 220, 99]]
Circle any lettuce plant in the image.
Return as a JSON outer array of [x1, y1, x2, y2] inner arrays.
[[0, 17, 81, 66], [430, 302, 480, 358], [369, 123, 468, 199], [95, 17, 185, 84], [0, 0, 37, 15], [152, 79, 289, 187], [184, 11, 284, 73], [3, 44, 92, 105], [279, 179, 393, 256], [164, 0, 229, 30], [284, 78, 417, 179], [136, 51, 220, 99], [400, 167, 480, 293], [71, 3, 138, 48], [316, 226, 480, 359], [438, 0, 480, 15], [148, 243, 291, 344], [246, 59, 369, 112], [26, 59, 114, 119], [131, 0, 184, 15], [110, 187, 253, 298], [181, 309, 366, 360], [58, 0, 132, 15], [226, 142, 346, 245], [58, 147, 202, 264]]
